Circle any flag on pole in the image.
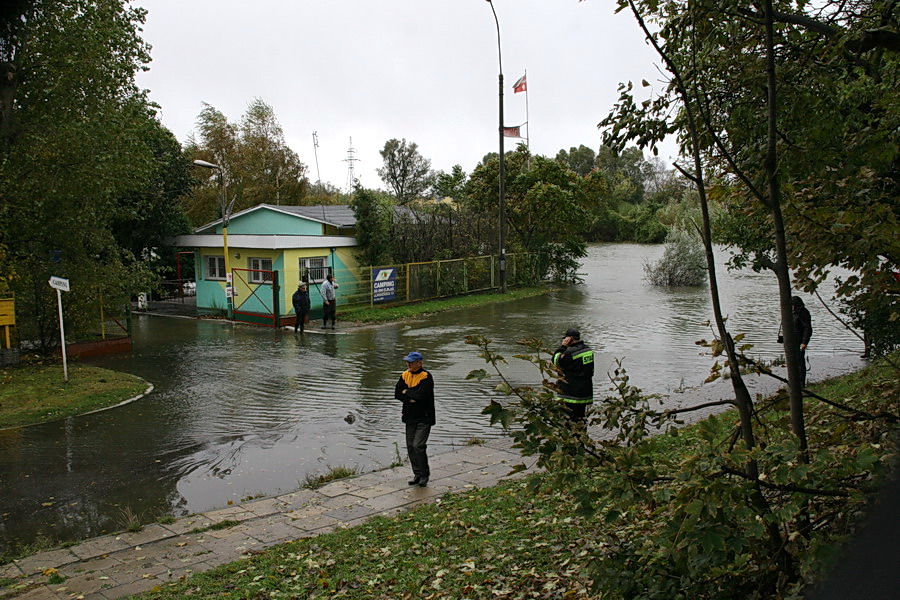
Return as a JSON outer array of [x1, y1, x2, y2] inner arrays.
[[503, 126, 522, 138], [513, 74, 527, 93]]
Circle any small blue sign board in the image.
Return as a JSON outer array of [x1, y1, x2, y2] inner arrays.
[[372, 268, 397, 303]]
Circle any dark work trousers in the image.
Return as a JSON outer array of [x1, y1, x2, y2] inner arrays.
[[294, 310, 308, 332], [323, 301, 336, 326], [405, 422, 431, 480], [563, 401, 591, 423]]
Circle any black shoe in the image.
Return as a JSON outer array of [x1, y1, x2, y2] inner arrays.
[[418, 477, 429, 487], [331, 325, 336, 330], [321, 325, 327, 329], [407, 476, 421, 486]]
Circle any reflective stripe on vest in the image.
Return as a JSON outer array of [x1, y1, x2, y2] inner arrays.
[[556, 395, 593, 404], [572, 350, 593, 363]]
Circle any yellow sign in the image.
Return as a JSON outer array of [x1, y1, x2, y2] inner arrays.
[[0, 297, 14, 326]]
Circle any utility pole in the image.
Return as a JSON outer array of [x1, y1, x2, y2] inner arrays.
[[487, 0, 508, 293]]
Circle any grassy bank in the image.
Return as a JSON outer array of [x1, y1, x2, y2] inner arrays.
[[337, 286, 554, 323], [138, 358, 898, 599], [0, 363, 148, 429]]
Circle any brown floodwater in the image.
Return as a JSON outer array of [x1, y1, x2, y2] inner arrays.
[[0, 244, 864, 553]]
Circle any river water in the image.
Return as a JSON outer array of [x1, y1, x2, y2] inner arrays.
[[0, 244, 865, 552]]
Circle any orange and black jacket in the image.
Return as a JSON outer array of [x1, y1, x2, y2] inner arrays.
[[394, 368, 436, 425]]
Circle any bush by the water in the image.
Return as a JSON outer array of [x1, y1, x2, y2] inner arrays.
[[643, 228, 707, 286]]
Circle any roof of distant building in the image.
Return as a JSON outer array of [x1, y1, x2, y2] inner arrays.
[[194, 203, 357, 233]]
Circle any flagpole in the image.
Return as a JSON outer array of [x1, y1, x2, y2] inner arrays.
[[525, 69, 530, 154]]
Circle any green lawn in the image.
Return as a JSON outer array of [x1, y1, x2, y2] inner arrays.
[[0, 363, 148, 429]]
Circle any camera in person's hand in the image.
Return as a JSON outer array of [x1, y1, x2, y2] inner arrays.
[[777, 334, 784, 344]]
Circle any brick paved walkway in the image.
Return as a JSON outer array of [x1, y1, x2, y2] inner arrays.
[[1, 440, 535, 600]]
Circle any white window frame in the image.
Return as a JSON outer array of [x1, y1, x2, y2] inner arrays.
[[299, 256, 329, 284], [248, 257, 273, 284], [206, 256, 226, 280]]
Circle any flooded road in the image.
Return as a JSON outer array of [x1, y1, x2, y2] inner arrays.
[[0, 244, 864, 552]]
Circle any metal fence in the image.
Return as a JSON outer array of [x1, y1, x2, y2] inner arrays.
[[324, 252, 548, 308]]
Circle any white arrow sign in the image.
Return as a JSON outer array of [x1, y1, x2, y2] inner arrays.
[[48, 276, 70, 382], [49, 276, 70, 292]]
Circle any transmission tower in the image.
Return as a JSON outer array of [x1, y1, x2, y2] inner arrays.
[[343, 137, 359, 194], [311, 131, 322, 194]]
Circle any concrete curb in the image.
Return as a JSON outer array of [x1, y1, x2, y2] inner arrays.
[[0, 378, 154, 433]]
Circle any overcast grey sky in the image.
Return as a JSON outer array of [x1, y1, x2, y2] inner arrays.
[[134, 0, 675, 191]]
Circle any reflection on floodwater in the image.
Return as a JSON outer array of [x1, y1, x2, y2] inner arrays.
[[0, 244, 864, 552]]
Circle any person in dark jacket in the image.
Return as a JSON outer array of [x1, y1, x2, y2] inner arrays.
[[552, 328, 595, 423], [291, 282, 311, 333], [792, 296, 813, 387], [394, 351, 435, 487]]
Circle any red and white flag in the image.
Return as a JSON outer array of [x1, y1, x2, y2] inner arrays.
[[513, 74, 527, 93], [503, 126, 522, 138]]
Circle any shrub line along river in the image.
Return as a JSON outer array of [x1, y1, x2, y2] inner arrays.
[[0, 244, 865, 552]]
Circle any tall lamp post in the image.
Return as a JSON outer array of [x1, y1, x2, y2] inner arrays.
[[486, 0, 507, 293], [193, 159, 235, 320]]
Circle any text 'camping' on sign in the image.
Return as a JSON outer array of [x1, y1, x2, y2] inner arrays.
[[372, 268, 396, 303]]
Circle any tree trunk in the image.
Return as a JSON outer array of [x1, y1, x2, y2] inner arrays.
[[764, 0, 808, 455]]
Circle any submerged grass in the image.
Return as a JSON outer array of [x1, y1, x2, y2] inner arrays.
[[139, 357, 898, 599], [338, 286, 554, 323], [302, 465, 361, 489], [0, 363, 148, 429]]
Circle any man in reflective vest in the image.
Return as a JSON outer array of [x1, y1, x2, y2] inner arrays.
[[552, 327, 594, 422]]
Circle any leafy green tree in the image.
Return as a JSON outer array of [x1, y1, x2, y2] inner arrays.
[[0, 0, 178, 352], [239, 98, 308, 207], [594, 145, 652, 204], [376, 138, 434, 204], [183, 99, 310, 226], [432, 165, 467, 200], [554, 144, 596, 177], [466, 147, 588, 279], [110, 111, 193, 263], [349, 186, 394, 267]]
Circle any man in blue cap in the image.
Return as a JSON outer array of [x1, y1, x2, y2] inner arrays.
[[394, 351, 435, 487]]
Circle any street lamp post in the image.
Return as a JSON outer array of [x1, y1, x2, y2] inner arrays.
[[193, 159, 235, 320], [487, 0, 507, 293]]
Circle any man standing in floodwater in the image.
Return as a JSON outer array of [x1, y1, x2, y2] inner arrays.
[[292, 282, 310, 333], [394, 351, 435, 487], [792, 296, 813, 388], [552, 328, 595, 423], [320, 273, 339, 329]]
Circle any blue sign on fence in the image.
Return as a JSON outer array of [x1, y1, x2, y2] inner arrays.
[[372, 268, 397, 303]]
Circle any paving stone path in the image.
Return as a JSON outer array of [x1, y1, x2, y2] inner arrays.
[[1, 440, 535, 600]]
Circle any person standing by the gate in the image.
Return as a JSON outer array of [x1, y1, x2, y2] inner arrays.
[[292, 282, 310, 333], [320, 273, 339, 329], [394, 351, 435, 487]]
